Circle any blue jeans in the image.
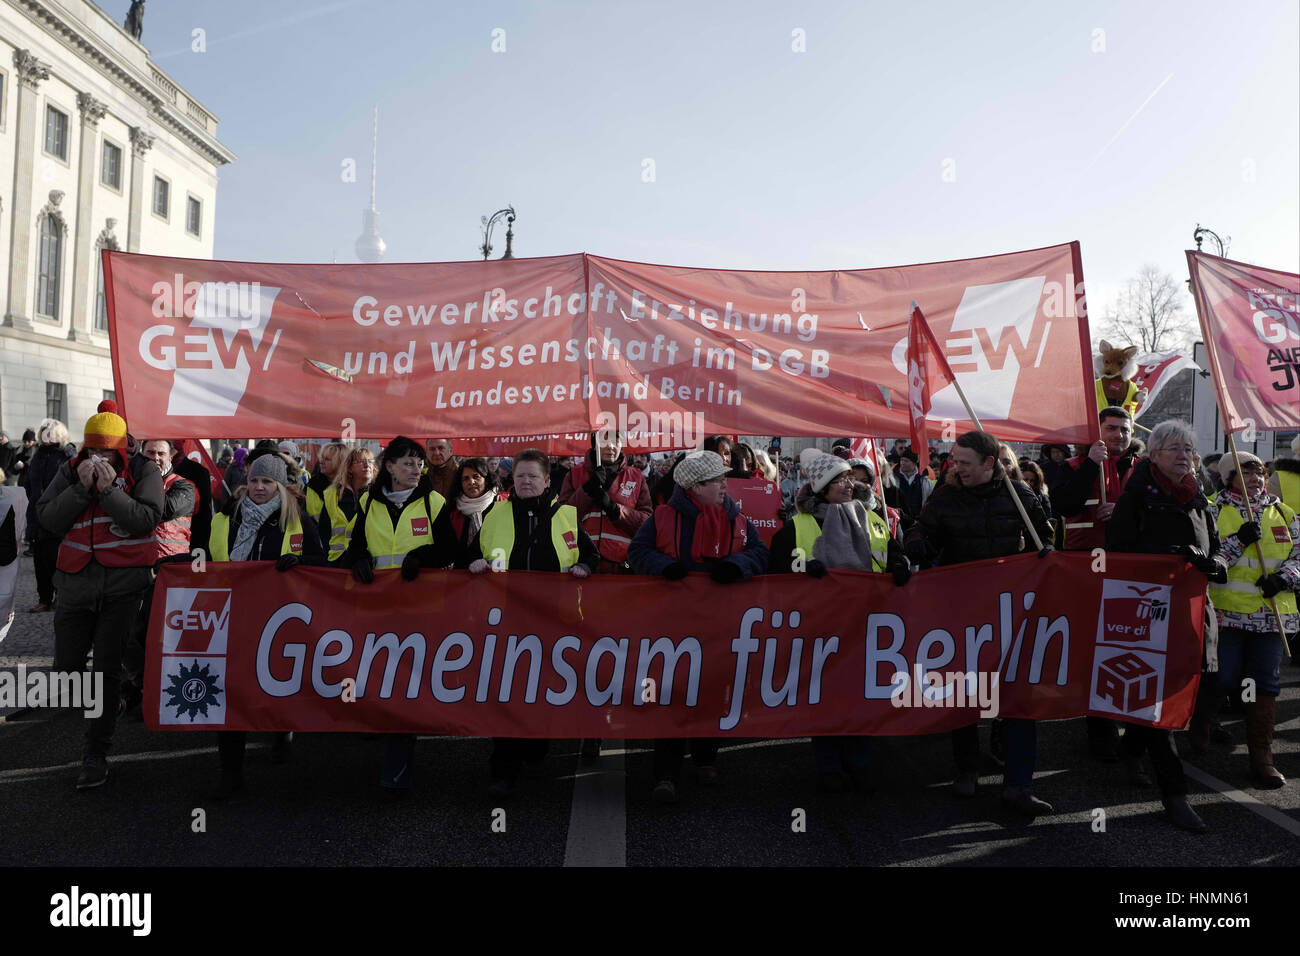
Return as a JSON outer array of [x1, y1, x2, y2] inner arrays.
[[1216, 626, 1285, 699]]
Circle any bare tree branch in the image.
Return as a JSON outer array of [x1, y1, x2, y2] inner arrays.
[[1098, 264, 1196, 352]]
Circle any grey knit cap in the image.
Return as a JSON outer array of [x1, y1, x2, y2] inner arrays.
[[248, 452, 288, 485]]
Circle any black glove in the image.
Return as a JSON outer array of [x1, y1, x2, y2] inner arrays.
[[1236, 521, 1263, 546], [904, 539, 927, 565], [1038, 546, 1054, 559], [805, 559, 828, 579], [889, 557, 912, 587], [401, 551, 423, 582], [274, 553, 299, 573], [1179, 545, 1221, 577], [352, 558, 375, 584], [582, 476, 604, 499], [710, 560, 744, 584], [662, 560, 689, 581], [1258, 573, 1290, 599]]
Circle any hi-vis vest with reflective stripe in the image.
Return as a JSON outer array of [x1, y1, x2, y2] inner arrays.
[[1279, 470, 1300, 515], [305, 483, 325, 522], [321, 485, 360, 557], [362, 489, 446, 569], [209, 506, 304, 562], [791, 511, 890, 571], [57, 466, 190, 572], [1209, 502, 1298, 615], [567, 460, 644, 563], [478, 501, 580, 570], [1096, 378, 1140, 415]]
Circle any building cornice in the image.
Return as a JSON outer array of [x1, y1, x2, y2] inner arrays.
[[1, 324, 110, 358], [7, 0, 237, 169]]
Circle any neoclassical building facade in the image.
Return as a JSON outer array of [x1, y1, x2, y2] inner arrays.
[[1, 0, 234, 439]]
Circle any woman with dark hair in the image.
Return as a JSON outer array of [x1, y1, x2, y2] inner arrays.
[[702, 435, 733, 469], [467, 448, 600, 797], [727, 443, 755, 479], [340, 435, 458, 791], [450, 456, 500, 561]]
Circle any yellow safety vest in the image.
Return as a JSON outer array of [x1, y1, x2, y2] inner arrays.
[[321, 485, 360, 558], [1279, 470, 1300, 515], [1209, 502, 1298, 615], [478, 501, 581, 571], [305, 484, 325, 522], [361, 488, 447, 569], [792, 510, 890, 571], [209, 508, 304, 562], [1095, 378, 1140, 415]]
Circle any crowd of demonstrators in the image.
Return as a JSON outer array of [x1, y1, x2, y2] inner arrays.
[[24, 418, 1300, 826], [469, 448, 599, 797], [1209, 451, 1299, 789], [1, 428, 36, 486], [628, 450, 769, 804]]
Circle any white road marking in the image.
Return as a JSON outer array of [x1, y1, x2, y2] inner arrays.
[[563, 741, 626, 868], [1183, 764, 1300, 838]]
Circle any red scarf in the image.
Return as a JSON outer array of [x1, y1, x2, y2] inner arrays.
[[1150, 462, 1199, 506], [687, 490, 732, 562]]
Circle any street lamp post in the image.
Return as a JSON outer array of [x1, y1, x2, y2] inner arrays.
[[480, 206, 516, 260], [1193, 224, 1226, 257]]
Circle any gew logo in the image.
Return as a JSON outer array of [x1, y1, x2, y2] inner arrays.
[[138, 275, 282, 416], [162, 588, 231, 655]]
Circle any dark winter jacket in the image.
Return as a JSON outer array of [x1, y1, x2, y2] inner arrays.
[[1050, 441, 1143, 522], [627, 485, 769, 579], [220, 463, 247, 508], [1106, 456, 1222, 668], [24, 443, 76, 541], [904, 465, 1052, 567], [170, 454, 212, 557], [36, 454, 165, 606], [339, 473, 458, 571], [464, 489, 599, 573]]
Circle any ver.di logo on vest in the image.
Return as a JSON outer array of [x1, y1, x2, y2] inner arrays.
[[138, 275, 284, 416]]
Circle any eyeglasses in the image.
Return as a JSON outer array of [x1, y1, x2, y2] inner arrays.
[[829, 476, 855, 488]]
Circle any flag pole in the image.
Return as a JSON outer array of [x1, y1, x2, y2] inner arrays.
[[1224, 433, 1291, 656]]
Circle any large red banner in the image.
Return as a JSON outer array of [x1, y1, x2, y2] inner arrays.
[[106, 244, 1097, 445], [146, 552, 1203, 737], [1187, 251, 1300, 433]]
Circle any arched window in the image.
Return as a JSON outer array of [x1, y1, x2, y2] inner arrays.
[[36, 213, 62, 320]]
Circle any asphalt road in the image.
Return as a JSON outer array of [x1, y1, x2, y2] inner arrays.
[[3, 553, 1299, 867]]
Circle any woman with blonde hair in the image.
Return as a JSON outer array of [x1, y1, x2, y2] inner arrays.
[[317, 446, 376, 561]]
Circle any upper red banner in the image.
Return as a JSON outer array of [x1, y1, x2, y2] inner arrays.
[[106, 244, 1097, 443], [1187, 251, 1300, 434]]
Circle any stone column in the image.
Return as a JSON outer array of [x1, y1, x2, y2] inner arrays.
[[69, 92, 108, 343], [3, 50, 51, 331], [126, 126, 153, 253]]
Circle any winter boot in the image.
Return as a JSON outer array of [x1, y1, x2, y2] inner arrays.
[[1244, 697, 1286, 790]]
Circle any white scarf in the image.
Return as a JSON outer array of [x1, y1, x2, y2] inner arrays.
[[455, 490, 495, 538], [384, 485, 415, 506]]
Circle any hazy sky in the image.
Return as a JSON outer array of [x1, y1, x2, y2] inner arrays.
[[113, 0, 1298, 337]]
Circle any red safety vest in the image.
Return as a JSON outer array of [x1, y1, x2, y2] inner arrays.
[[653, 504, 746, 560], [1062, 454, 1133, 551], [58, 464, 188, 572], [567, 461, 647, 563]]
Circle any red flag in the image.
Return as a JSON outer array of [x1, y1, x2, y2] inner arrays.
[[174, 439, 222, 500], [906, 303, 957, 475], [1187, 251, 1300, 433]]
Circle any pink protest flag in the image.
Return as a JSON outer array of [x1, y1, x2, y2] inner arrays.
[[1186, 251, 1300, 433]]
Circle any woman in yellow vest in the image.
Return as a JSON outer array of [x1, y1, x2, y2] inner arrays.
[[341, 435, 458, 791], [204, 450, 327, 799], [1267, 434, 1300, 515], [316, 446, 375, 561], [467, 448, 599, 798], [769, 447, 910, 793], [1210, 451, 1300, 789]]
